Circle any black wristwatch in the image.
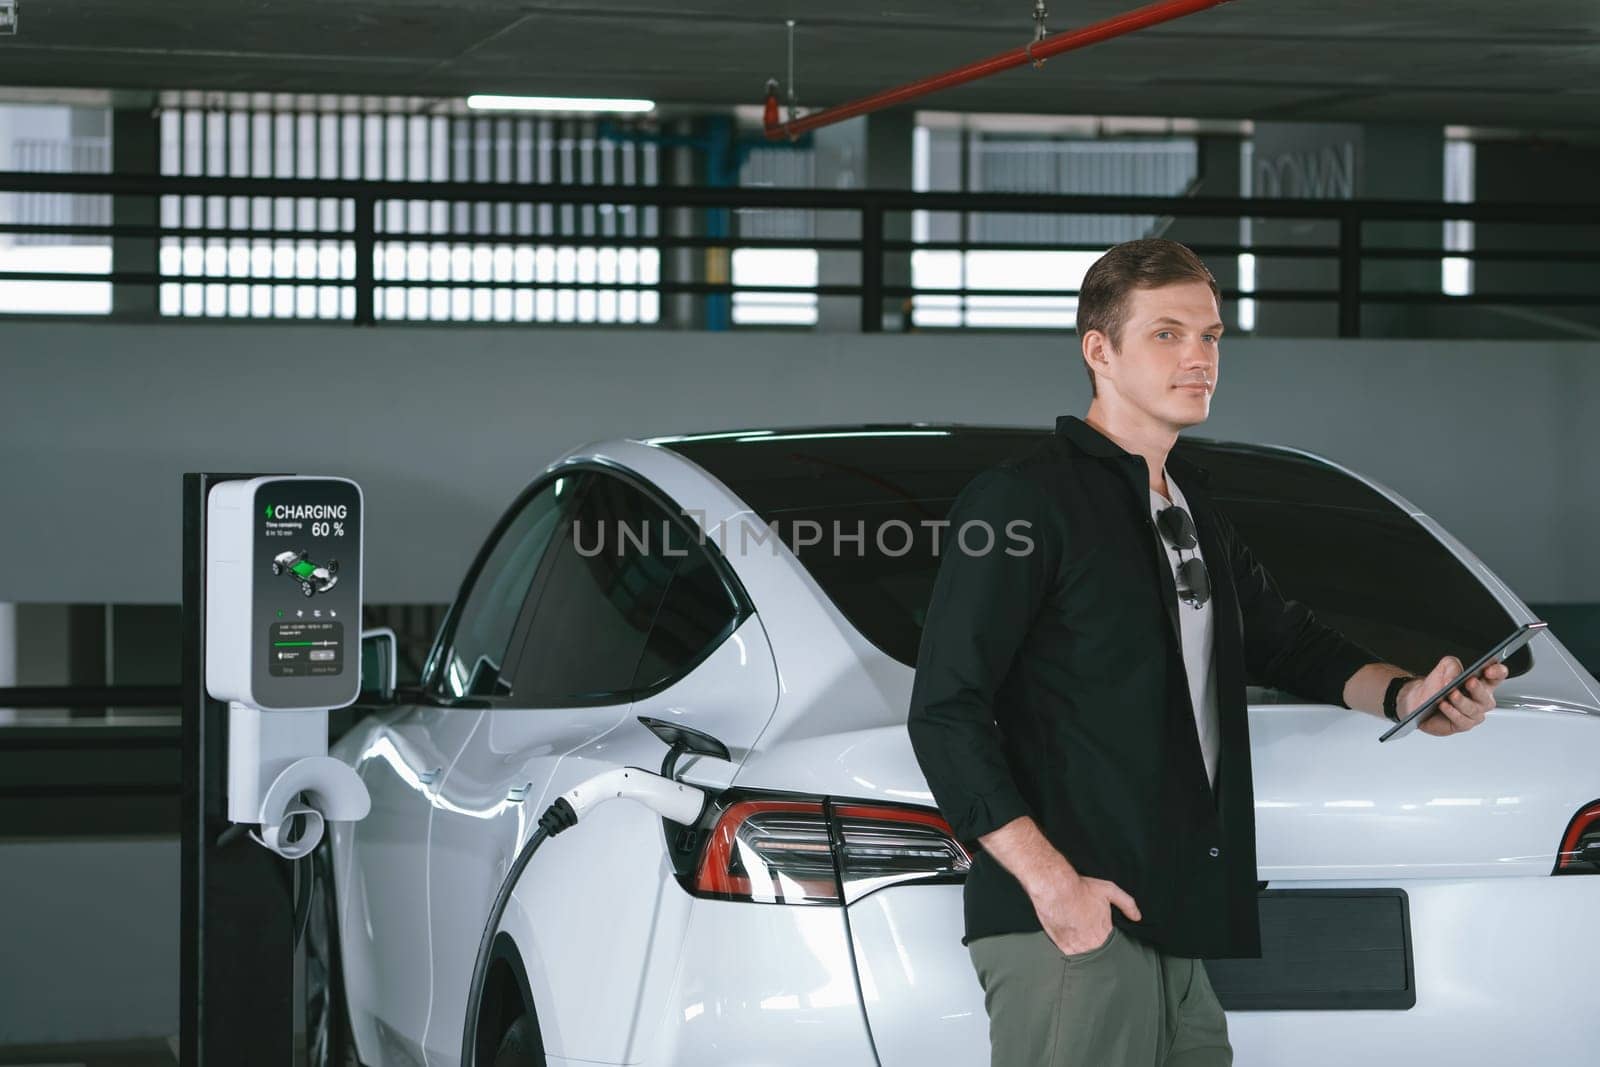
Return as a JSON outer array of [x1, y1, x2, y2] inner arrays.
[[1383, 675, 1416, 723]]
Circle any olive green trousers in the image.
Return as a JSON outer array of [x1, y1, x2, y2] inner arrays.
[[966, 927, 1232, 1067]]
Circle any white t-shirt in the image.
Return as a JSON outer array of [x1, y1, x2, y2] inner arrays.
[[1150, 470, 1221, 791]]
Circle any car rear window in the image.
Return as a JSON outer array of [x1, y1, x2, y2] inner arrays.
[[659, 426, 1526, 681]]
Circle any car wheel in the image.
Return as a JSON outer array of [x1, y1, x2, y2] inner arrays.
[[305, 845, 362, 1067], [491, 1015, 545, 1067], [303, 583, 315, 597], [272, 562, 282, 575]]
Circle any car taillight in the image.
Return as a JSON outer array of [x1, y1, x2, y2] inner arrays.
[[692, 799, 839, 904], [1554, 799, 1600, 875], [687, 794, 971, 905], [832, 802, 973, 904]]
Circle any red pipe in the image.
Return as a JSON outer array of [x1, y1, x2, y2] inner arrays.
[[764, 0, 1235, 141]]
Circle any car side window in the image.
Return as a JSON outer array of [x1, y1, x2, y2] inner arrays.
[[630, 518, 742, 692], [511, 474, 736, 705], [435, 475, 575, 699]]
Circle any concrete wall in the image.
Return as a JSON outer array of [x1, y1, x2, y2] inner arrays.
[[0, 838, 179, 1044], [2, 321, 1597, 605]]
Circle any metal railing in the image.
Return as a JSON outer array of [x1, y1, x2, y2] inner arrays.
[[1, 170, 1597, 336], [0, 684, 180, 710], [0, 686, 182, 837]]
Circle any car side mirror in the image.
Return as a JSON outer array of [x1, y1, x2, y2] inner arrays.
[[360, 627, 398, 704]]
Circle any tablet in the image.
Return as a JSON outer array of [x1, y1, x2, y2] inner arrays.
[[1379, 621, 1548, 742]]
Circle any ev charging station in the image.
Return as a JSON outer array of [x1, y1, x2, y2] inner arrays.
[[205, 475, 369, 856], [176, 472, 715, 1067], [179, 473, 371, 1067]]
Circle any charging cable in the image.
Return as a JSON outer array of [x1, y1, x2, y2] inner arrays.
[[215, 800, 322, 950], [459, 766, 707, 1067]]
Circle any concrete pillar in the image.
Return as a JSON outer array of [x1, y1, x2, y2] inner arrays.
[[814, 111, 916, 332], [0, 603, 15, 724], [659, 119, 699, 330], [868, 110, 915, 333], [1359, 124, 1445, 339], [1248, 122, 1442, 337], [659, 116, 732, 329], [10, 604, 71, 724], [109, 604, 180, 719], [112, 102, 160, 318], [1471, 139, 1600, 339], [67, 603, 107, 718], [813, 117, 866, 332], [1160, 134, 1244, 331]]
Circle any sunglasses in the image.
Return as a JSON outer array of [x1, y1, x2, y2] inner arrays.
[[1155, 504, 1212, 609]]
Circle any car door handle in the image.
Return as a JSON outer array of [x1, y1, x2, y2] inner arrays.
[[417, 766, 442, 787]]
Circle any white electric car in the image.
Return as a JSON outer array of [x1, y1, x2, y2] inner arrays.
[[309, 423, 1600, 1067]]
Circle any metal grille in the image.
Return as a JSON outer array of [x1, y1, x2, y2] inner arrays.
[[911, 134, 1199, 329], [157, 99, 661, 322], [733, 142, 821, 325], [10, 136, 111, 246], [0, 105, 113, 314], [737, 145, 817, 240], [969, 136, 1199, 244]]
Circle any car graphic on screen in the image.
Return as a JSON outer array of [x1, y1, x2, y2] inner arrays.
[[272, 549, 339, 597]]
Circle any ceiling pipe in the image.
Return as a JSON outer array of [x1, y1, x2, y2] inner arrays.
[[763, 0, 1235, 141]]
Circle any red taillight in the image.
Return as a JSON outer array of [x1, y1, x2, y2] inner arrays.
[[693, 799, 839, 904], [1555, 799, 1600, 875], [688, 795, 972, 905]]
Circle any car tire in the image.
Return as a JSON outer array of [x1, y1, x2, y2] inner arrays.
[[272, 562, 282, 575], [491, 1015, 545, 1067], [305, 844, 363, 1067]]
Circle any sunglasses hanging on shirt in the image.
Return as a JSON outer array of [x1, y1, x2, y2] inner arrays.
[[1155, 504, 1212, 609]]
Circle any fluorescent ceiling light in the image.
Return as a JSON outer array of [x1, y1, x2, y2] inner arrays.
[[467, 94, 655, 114]]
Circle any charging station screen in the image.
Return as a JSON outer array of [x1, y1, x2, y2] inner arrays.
[[252, 479, 361, 709]]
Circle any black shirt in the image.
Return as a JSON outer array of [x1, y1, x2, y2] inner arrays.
[[906, 414, 1379, 959]]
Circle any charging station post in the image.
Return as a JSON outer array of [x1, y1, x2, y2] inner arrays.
[[179, 472, 370, 1067], [181, 472, 292, 1067]]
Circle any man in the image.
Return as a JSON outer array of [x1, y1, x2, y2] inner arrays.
[[906, 238, 1508, 1067]]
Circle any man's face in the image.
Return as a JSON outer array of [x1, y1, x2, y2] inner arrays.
[[1089, 281, 1222, 431]]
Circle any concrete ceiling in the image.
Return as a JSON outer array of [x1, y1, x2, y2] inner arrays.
[[3, 1, 1600, 128]]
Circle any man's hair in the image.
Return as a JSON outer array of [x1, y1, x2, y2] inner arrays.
[[1075, 238, 1220, 397]]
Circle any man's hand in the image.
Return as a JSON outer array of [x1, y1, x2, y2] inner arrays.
[[1400, 656, 1509, 736], [1029, 871, 1141, 956], [975, 815, 1140, 956]]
